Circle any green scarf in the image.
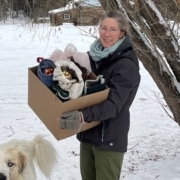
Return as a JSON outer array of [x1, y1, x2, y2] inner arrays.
[[89, 37, 125, 62]]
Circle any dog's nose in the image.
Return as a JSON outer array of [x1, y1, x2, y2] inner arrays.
[[0, 173, 6, 180]]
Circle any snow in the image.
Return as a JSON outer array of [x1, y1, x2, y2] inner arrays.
[[48, 2, 74, 14], [0, 18, 180, 180]]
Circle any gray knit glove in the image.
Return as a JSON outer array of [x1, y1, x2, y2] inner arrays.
[[60, 110, 83, 130]]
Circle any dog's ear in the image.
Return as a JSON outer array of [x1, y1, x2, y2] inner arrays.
[[18, 151, 27, 173]]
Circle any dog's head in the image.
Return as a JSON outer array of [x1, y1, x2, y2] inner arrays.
[[0, 148, 27, 180]]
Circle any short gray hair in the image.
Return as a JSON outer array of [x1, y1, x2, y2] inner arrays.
[[99, 11, 130, 35]]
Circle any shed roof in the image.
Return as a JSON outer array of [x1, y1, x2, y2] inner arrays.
[[49, 0, 101, 14]]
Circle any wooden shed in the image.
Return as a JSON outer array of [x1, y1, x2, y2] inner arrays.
[[48, 0, 104, 26]]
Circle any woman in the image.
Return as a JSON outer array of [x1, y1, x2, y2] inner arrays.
[[59, 11, 140, 180]]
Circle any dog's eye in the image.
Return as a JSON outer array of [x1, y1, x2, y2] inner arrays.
[[7, 162, 14, 167]]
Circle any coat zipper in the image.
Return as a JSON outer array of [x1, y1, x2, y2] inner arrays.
[[101, 120, 105, 142]]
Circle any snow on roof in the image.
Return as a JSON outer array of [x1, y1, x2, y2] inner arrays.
[[49, 0, 101, 14], [80, 0, 101, 6], [49, 2, 73, 14]]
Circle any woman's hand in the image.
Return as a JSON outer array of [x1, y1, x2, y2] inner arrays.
[[57, 111, 84, 130]]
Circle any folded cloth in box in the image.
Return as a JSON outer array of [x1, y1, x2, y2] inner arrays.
[[84, 75, 106, 95]]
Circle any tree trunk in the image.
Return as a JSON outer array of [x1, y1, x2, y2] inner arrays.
[[99, 0, 180, 125]]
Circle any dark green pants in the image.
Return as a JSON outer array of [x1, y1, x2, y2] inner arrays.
[[80, 142, 124, 180]]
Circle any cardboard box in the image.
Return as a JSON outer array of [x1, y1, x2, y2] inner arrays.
[[28, 66, 109, 140]]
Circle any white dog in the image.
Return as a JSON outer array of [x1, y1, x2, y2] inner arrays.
[[0, 135, 58, 180]]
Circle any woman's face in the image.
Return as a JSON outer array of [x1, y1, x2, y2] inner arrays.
[[99, 18, 125, 48]]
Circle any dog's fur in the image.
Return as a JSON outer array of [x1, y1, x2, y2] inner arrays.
[[0, 135, 58, 180]]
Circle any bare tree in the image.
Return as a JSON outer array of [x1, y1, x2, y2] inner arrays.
[[98, 0, 180, 125], [0, 0, 9, 22]]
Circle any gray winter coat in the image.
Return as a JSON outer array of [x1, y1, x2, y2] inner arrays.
[[77, 35, 141, 152]]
